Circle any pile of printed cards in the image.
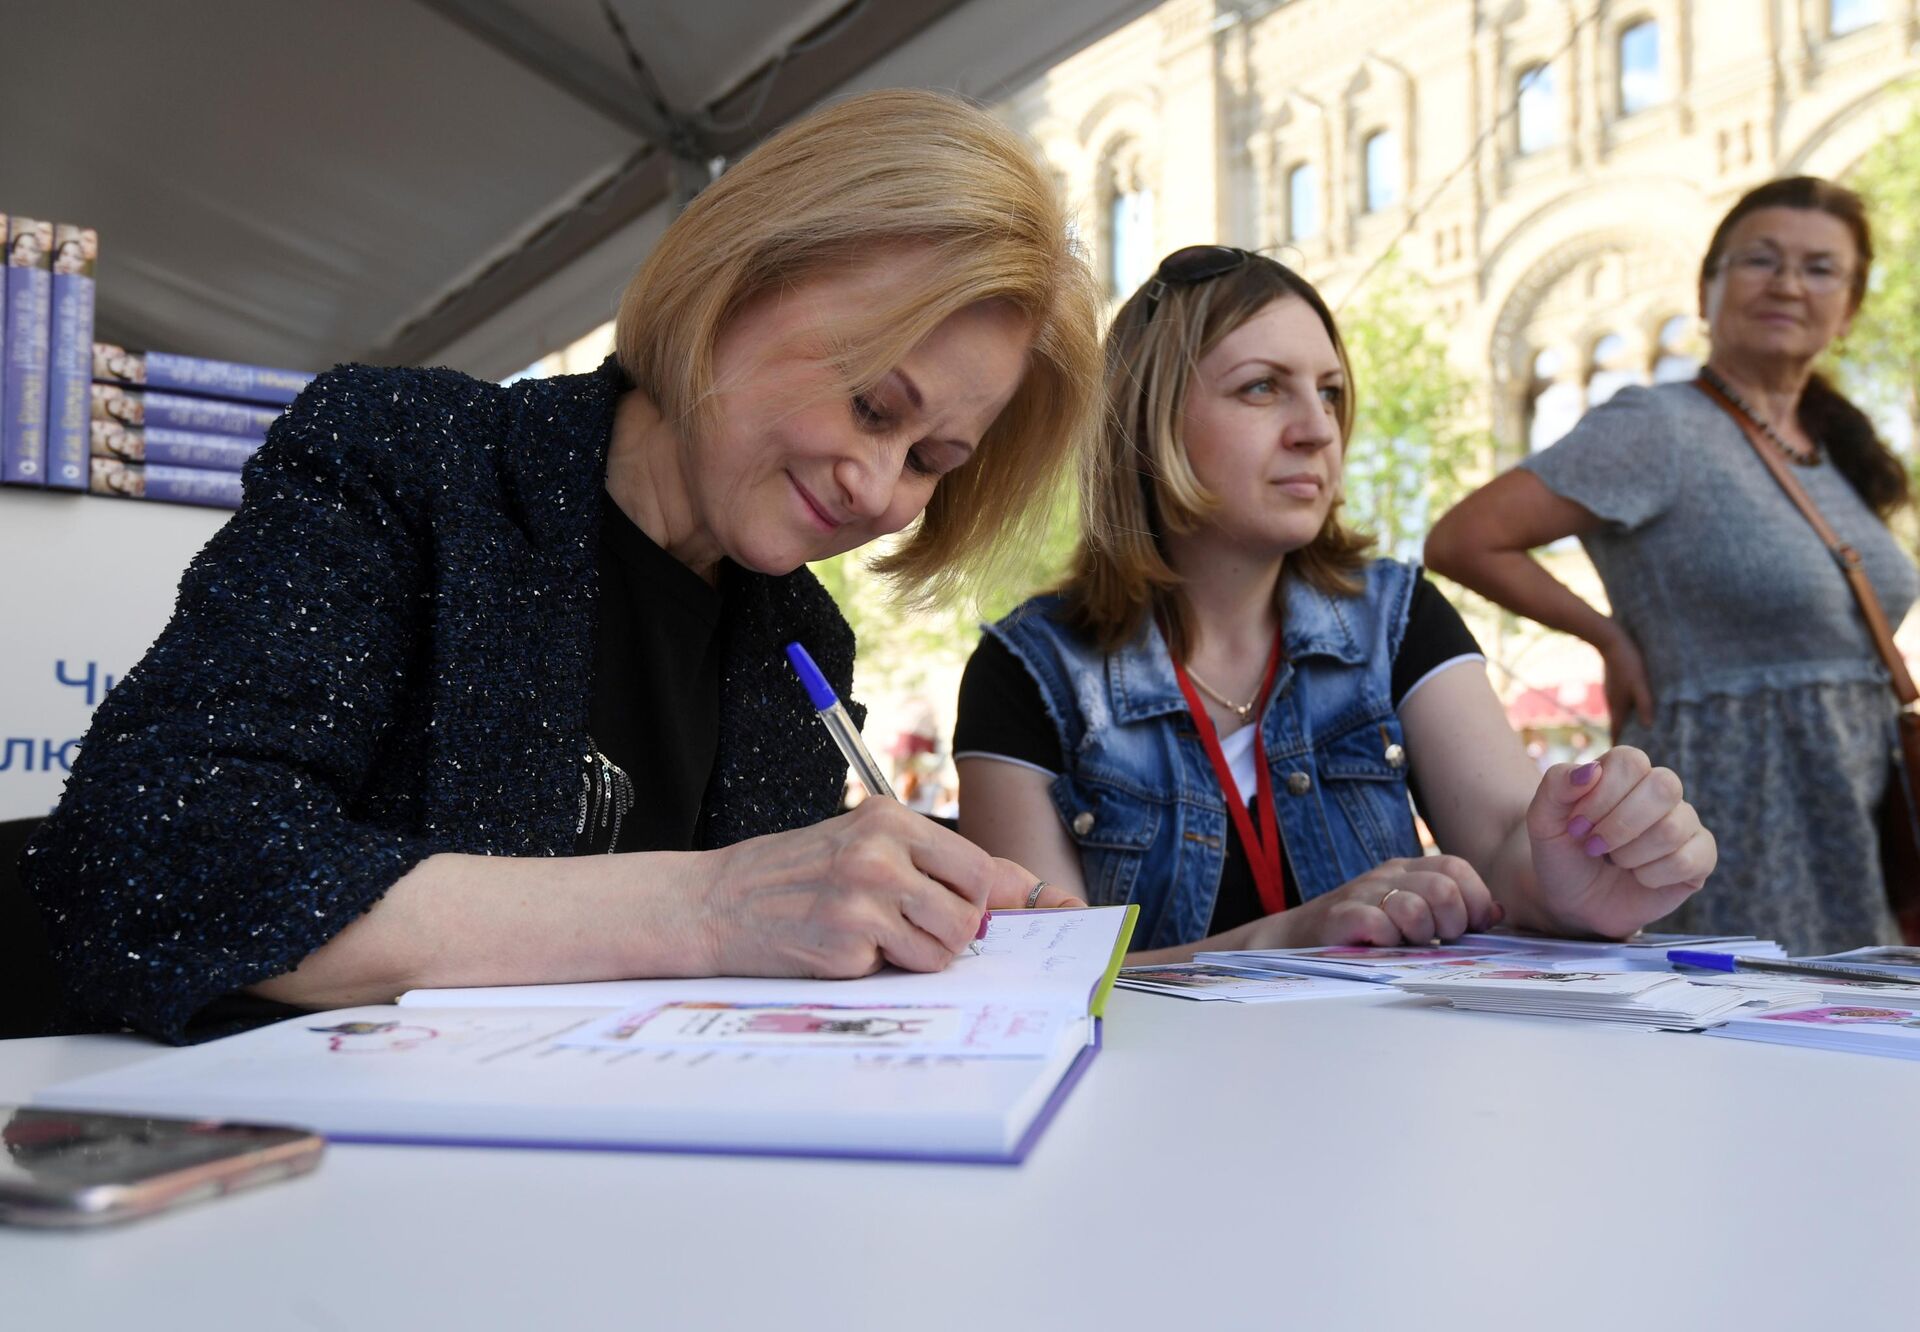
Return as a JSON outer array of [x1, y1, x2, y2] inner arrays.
[[1113, 963, 1377, 1004], [1195, 942, 1527, 985], [1686, 971, 1920, 1009], [1390, 967, 1818, 1030], [1168, 936, 1920, 1044], [1712, 1003, 1920, 1058], [1196, 933, 1786, 990]]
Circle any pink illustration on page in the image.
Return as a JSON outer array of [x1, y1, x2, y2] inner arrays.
[[308, 1020, 441, 1052], [596, 1002, 971, 1049], [1759, 1005, 1920, 1027]]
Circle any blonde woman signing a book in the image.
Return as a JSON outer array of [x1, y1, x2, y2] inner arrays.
[[25, 92, 1095, 1043], [953, 250, 1717, 959]]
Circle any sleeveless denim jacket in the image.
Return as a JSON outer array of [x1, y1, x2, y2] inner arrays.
[[986, 560, 1425, 951]]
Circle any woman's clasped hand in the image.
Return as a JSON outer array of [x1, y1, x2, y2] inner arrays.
[[1238, 856, 1503, 950], [1518, 748, 1715, 941], [1234, 748, 1713, 949]]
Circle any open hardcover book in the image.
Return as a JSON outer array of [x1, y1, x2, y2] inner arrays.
[[39, 907, 1136, 1166]]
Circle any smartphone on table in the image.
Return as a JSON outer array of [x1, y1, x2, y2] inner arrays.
[[0, 1105, 324, 1228]]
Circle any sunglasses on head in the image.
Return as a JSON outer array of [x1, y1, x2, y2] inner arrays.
[[1140, 245, 1259, 317]]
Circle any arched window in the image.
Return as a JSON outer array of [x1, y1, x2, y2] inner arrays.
[[1618, 20, 1664, 116], [1287, 162, 1319, 240], [1109, 188, 1154, 296], [1103, 152, 1156, 298], [1830, 0, 1881, 36], [1587, 332, 1646, 406], [1652, 314, 1699, 383], [1528, 347, 1584, 452], [1363, 130, 1400, 213], [1516, 63, 1558, 155]]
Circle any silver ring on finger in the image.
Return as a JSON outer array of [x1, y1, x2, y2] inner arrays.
[[1025, 881, 1049, 909], [1379, 886, 1406, 912]]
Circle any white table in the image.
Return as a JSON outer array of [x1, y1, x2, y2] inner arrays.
[[3, 989, 1913, 1331]]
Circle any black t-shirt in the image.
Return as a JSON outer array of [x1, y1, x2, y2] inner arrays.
[[953, 578, 1482, 936], [577, 491, 726, 854]]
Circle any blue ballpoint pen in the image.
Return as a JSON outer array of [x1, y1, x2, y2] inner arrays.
[[1667, 949, 1920, 987], [785, 641, 987, 951], [785, 642, 895, 800]]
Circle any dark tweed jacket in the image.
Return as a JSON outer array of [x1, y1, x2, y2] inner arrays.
[[24, 358, 861, 1042]]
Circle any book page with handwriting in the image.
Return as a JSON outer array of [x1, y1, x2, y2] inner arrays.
[[400, 906, 1130, 1014]]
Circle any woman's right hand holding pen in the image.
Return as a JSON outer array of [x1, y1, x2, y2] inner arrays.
[[692, 799, 1085, 978]]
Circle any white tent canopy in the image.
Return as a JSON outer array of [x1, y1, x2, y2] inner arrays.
[[2, 0, 1151, 381]]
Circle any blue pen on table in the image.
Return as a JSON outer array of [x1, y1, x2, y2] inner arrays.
[[786, 641, 988, 951], [1667, 949, 1920, 987]]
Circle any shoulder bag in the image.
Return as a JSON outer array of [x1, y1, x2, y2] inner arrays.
[[1696, 375, 1920, 942]]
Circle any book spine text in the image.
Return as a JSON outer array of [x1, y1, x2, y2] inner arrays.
[[92, 342, 312, 407], [3, 217, 54, 486], [90, 457, 243, 509], [92, 384, 283, 441], [91, 419, 258, 472], [47, 224, 98, 491]]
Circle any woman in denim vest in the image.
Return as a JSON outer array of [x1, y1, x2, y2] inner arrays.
[[953, 249, 1717, 959]]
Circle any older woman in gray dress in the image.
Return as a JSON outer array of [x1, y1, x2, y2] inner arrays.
[[1426, 177, 1915, 955]]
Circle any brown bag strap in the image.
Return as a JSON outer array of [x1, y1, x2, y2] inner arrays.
[[1695, 375, 1918, 707]]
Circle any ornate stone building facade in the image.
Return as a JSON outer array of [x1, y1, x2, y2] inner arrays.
[[999, 0, 1919, 730], [999, 0, 1918, 460], [521, 4, 1919, 745]]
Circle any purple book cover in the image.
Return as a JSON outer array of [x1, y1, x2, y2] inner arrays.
[[0, 214, 6, 441], [93, 341, 313, 407], [91, 383, 283, 442], [3, 217, 54, 486], [46, 224, 99, 491], [90, 418, 257, 472], [90, 457, 243, 510]]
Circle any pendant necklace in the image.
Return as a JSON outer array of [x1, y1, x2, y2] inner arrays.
[[1181, 662, 1259, 722]]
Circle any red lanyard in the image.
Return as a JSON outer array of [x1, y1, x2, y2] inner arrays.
[[1171, 631, 1287, 916]]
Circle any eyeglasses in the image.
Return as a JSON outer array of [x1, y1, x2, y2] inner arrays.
[[1140, 245, 1257, 317], [1717, 248, 1853, 295]]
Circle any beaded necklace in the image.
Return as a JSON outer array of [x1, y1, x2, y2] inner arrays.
[[1698, 366, 1822, 467]]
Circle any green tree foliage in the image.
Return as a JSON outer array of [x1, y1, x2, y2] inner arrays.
[[1337, 261, 1492, 559], [1834, 87, 1920, 482], [810, 479, 1080, 698], [1339, 260, 1574, 712], [818, 261, 1494, 697]]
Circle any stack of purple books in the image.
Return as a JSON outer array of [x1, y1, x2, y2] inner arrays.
[[1, 206, 315, 511], [89, 343, 313, 511], [2, 214, 93, 491]]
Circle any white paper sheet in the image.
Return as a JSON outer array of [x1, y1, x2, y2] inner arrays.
[[401, 906, 1130, 1013]]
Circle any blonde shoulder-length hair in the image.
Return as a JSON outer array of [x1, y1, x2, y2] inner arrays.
[[614, 89, 1102, 605], [1064, 254, 1373, 656]]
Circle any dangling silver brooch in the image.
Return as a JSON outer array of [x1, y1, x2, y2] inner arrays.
[[576, 743, 635, 852]]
